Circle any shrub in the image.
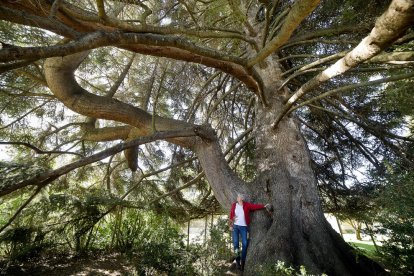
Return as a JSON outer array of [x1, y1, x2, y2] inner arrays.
[[371, 172, 414, 275], [0, 226, 48, 261]]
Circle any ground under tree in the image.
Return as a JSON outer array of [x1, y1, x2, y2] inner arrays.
[[1, 0, 414, 275]]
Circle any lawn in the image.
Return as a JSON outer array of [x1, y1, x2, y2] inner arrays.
[[348, 241, 382, 262]]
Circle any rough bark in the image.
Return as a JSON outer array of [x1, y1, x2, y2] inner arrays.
[[241, 63, 385, 275]]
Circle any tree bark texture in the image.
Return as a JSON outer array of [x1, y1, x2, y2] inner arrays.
[[245, 76, 383, 275]]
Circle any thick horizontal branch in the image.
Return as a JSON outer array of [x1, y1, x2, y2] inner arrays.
[[0, 31, 242, 65], [82, 125, 133, 141], [0, 30, 260, 93]]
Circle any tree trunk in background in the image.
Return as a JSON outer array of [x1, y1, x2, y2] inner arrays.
[[356, 223, 362, 241]]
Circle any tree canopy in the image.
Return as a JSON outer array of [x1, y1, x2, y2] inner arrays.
[[0, 0, 414, 274]]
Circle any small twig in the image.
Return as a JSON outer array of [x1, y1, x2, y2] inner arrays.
[[0, 100, 51, 130], [0, 141, 84, 157], [50, 0, 63, 18], [288, 71, 414, 114], [106, 53, 136, 98]]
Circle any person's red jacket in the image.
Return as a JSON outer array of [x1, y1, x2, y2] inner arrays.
[[229, 202, 265, 226]]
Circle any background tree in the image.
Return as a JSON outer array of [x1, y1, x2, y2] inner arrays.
[[0, 0, 413, 275]]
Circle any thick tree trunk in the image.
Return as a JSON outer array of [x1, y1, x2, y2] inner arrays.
[[196, 62, 386, 275]]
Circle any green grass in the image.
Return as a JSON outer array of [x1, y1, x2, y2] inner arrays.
[[349, 242, 377, 254], [348, 241, 382, 262]]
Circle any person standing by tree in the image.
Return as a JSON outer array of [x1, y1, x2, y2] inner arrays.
[[229, 193, 273, 271]]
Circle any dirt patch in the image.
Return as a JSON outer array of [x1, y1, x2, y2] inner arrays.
[[0, 252, 138, 276]]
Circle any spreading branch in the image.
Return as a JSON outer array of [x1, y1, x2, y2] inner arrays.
[[272, 0, 414, 129], [289, 71, 414, 113], [0, 129, 199, 198], [0, 142, 84, 157], [247, 0, 321, 67]]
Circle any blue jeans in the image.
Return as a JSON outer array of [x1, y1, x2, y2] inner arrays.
[[232, 225, 248, 263]]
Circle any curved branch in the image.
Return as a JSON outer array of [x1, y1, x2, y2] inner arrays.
[[59, 1, 255, 43], [0, 30, 260, 94], [44, 51, 198, 148], [0, 31, 242, 65]]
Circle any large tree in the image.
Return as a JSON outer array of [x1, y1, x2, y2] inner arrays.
[[1, 0, 413, 274]]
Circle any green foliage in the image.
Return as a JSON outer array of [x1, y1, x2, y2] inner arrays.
[[381, 78, 414, 116], [190, 218, 232, 275], [370, 172, 414, 275], [0, 226, 48, 261], [254, 260, 327, 276], [113, 210, 197, 274], [0, 161, 49, 192], [0, 192, 198, 274]]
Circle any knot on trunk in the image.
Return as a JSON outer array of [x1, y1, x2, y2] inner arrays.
[[194, 124, 217, 142]]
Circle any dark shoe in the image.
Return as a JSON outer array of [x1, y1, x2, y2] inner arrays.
[[240, 261, 245, 271]]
